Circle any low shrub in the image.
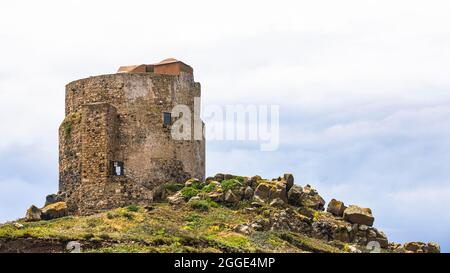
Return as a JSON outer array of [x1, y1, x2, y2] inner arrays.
[[189, 200, 210, 211], [202, 183, 217, 193], [126, 205, 140, 212], [221, 179, 242, 192], [189, 199, 219, 212], [181, 187, 200, 200]]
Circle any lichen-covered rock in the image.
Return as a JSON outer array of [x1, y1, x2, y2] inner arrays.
[[254, 181, 288, 204], [13, 222, 24, 229], [283, 173, 294, 191], [273, 183, 288, 202], [168, 192, 185, 205], [311, 221, 334, 241], [188, 196, 202, 203], [224, 190, 240, 203], [287, 185, 303, 207], [327, 199, 347, 217], [213, 173, 225, 182], [41, 202, 68, 220], [26, 205, 42, 222], [425, 242, 441, 253], [343, 205, 374, 226], [224, 174, 235, 180], [45, 193, 65, 207], [288, 184, 325, 210], [270, 198, 286, 207], [332, 225, 351, 243], [254, 182, 271, 202], [185, 178, 200, 187], [233, 224, 251, 235], [207, 191, 224, 203], [403, 242, 440, 253], [301, 185, 325, 211], [243, 186, 254, 200], [249, 175, 262, 189], [369, 228, 389, 248]]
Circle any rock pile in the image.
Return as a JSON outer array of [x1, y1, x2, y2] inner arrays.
[[389, 242, 440, 253], [164, 173, 440, 253]]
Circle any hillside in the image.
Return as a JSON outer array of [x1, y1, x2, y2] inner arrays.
[[0, 174, 440, 253]]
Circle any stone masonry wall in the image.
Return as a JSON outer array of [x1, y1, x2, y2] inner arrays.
[[59, 71, 205, 215]]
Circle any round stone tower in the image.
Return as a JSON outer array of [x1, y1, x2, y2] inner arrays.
[[59, 58, 205, 215]]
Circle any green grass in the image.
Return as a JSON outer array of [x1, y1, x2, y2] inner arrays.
[[221, 179, 242, 192], [180, 187, 200, 200], [279, 232, 343, 253], [202, 183, 217, 193], [126, 205, 140, 212], [0, 201, 348, 253], [64, 122, 72, 135], [189, 199, 219, 212]]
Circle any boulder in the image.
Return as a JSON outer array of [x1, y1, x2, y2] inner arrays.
[[13, 222, 24, 229], [301, 185, 326, 210], [283, 173, 294, 191], [347, 245, 362, 253], [287, 185, 303, 206], [425, 242, 441, 253], [224, 174, 235, 180], [343, 205, 375, 226], [41, 202, 68, 220], [327, 199, 347, 217], [288, 185, 325, 210], [244, 186, 254, 200], [207, 191, 224, 203], [213, 173, 225, 182], [26, 205, 42, 222], [403, 242, 440, 253], [270, 198, 286, 208], [249, 175, 262, 188], [45, 193, 65, 206], [168, 192, 185, 205], [272, 182, 288, 202], [254, 182, 271, 203], [151, 185, 168, 202], [224, 190, 240, 203], [250, 219, 268, 231], [233, 224, 251, 235], [185, 178, 200, 187], [254, 181, 288, 203], [188, 196, 202, 203]]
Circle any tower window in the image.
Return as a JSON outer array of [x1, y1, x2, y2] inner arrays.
[[110, 161, 124, 176], [163, 112, 172, 126]]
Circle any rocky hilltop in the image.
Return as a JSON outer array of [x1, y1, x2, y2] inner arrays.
[[0, 173, 440, 253]]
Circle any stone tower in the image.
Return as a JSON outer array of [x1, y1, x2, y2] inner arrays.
[[59, 58, 205, 215]]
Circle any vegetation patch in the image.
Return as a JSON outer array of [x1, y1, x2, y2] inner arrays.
[[189, 200, 219, 212], [279, 232, 343, 253], [62, 112, 81, 136], [126, 205, 140, 212], [221, 179, 242, 192], [165, 183, 184, 193], [202, 183, 217, 193], [180, 187, 199, 200]]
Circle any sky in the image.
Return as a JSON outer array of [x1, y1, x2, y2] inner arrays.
[[1, 0, 450, 252]]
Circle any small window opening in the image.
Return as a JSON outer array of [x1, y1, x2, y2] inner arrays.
[[110, 161, 124, 176], [163, 112, 172, 126]]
